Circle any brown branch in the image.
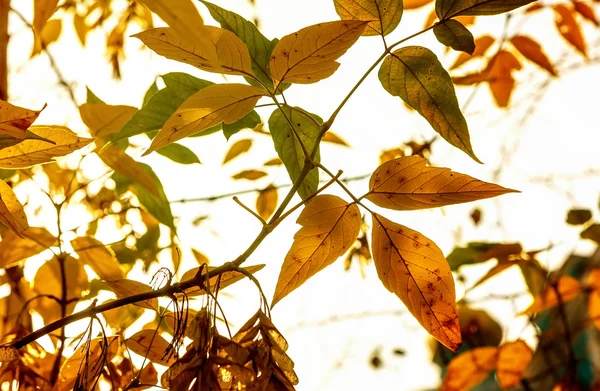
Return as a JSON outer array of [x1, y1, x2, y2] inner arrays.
[[0, 0, 9, 101]]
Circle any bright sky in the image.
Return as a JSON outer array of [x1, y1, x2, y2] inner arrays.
[[6, 0, 600, 390]]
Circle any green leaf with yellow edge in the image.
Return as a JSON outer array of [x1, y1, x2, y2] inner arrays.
[[0, 100, 43, 138], [379, 46, 481, 163], [99, 146, 160, 197], [371, 213, 461, 351], [71, 236, 124, 281], [333, 0, 403, 36], [0, 126, 94, 168], [0, 179, 28, 236], [181, 264, 265, 296], [366, 156, 517, 210], [268, 107, 321, 200], [272, 195, 361, 306], [441, 347, 498, 390], [105, 279, 158, 312], [523, 276, 582, 314], [155, 143, 201, 164], [126, 329, 176, 366], [133, 26, 252, 76], [435, 0, 536, 20], [270, 20, 368, 86], [0, 226, 56, 268], [79, 103, 137, 139], [433, 19, 475, 54], [144, 84, 267, 155]]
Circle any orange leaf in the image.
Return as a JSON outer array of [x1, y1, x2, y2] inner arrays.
[[574, 1, 599, 26], [105, 279, 158, 311], [126, 329, 176, 366], [511, 35, 557, 76], [450, 35, 495, 69], [333, 0, 404, 36], [0, 100, 44, 138], [366, 156, 517, 210], [524, 276, 582, 314], [371, 214, 461, 351], [0, 179, 28, 236], [0, 226, 55, 268], [496, 340, 533, 389], [442, 347, 498, 391], [256, 184, 278, 221], [554, 4, 588, 57], [272, 195, 361, 306], [404, 0, 433, 9]]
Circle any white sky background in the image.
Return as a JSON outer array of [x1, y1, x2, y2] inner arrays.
[[5, 0, 600, 390]]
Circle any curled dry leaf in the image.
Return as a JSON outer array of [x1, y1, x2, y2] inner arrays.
[[371, 214, 461, 351], [0, 346, 18, 362], [496, 340, 534, 389], [223, 139, 253, 164], [524, 276, 582, 314], [256, 185, 278, 221], [105, 279, 159, 312], [126, 329, 176, 366], [71, 236, 124, 281], [405, 0, 433, 9], [442, 346, 498, 391], [272, 195, 361, 306], [0, 100, 44, 138], [333, 0, 404, 36], [0, 179, 28, 236], [270, 20, 368, 86], [366, 156, 517, 210]]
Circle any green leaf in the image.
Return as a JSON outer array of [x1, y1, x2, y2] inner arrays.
[[86, 87, 105, 104], [156, 143, 201, 164], [566, 208, 593, 225], [223, 111, 260, 140], [379, 46, 481, 163], [143, 80, 159, 106], [433, 19, 475, 54], [446, 242, 502, 270], [435, 0, 536, 19], [268, 107, 321, 200]]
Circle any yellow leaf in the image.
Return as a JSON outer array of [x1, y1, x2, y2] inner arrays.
[[496, 340, 533, 389], [270, 20, 368, 86], [133, 26, 252, 76], [223, 138, 252, 164], [0, 126, 94, 168], [366, 156, 517, 210], [105, 279, 158, 311], [58, 336, 120, 388], [554, 4, 588, 57], [181, 264, 265, 296], [33, 0, 59, 37], [442, 347, 498, 391], [0, 226, 56, 268], [511, 35, 557, 76], [192, 249, 209, 265], [256, 185, 278, 221], [31, 19, 62, 57], [450, 35, 495, 69], [405, 0, 433, 9], [0, 100, 43, 138], [589, 289, 600, 330], [322, 131, 349, 147], [524, 276, 582, 314], [73, 13, 89, 46], [0, 346, 18, 362], [136, 0, 204, 41], [0, 179, 28, 236], [371, 214, 461, 351], [79, 103, 137, 139], [232, 169, 267, 180], [144, 84, 266, 155], [126, 329, 176, 366], [71, 237, 124, 281], [272, 195, 361, 306], [98, 146, 160, 197], [333, 0, 403, 36], [264, 157, 282, 166]]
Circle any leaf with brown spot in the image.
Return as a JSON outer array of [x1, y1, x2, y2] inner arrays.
[[511, 35, 557, 76], [273, 195, 361, 306], [371, 214, 461, 351], [450, 35, 495, 69], [523, 276, 582, 314], [442, 347, 498, 391], [496, 340, 533, 389], [0, 100, 44, 139], [366, 156, 517, 210], [232, 169, 268, 181], [79, 103, 137, 139], [126, 329, 176, 366], [31, 19, 61, 57], [0, 179, 28, 236], [71, 236, 124, 281], [223, 139, 252, 164], [333, 0, 403, 36], [554, 4, 588, 57], [256, 185, 278, 221], [105, 279, 158, 312], [0, 226, 56, 267], [270, 20, 368, 86]]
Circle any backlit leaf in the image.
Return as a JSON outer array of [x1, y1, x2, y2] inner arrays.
[[105, 279, 158, 311], [588, 269, 600, 330], [99, 146, 160, 197], [58, 336, 120, 388], [256, 185, 278, 221], [79, 103, 137, 139], [322, 131, 349, 147], [133, 26, 253, 76], [0, 179, 28, 235], [450, 35, 494, 69], [574, 1, 599, 26], [232, 169, 267, 181], [366, 156, 516, 210], [436, 0, 536, 19], [31, 19, 61, 57], [0, 129, 53, 151], [192, 249, 209, 265], [441, 347, 498, 391], [223, 139, 252, 164], [511, 35, 557, 76], [333, 0, 404, 36], [270, 20, 368, 86], [156, 143, 201, 164], [136, 0, 204, 42], [446, 242, 522, 270], [524, 276, 582, 314], [33, 0, 59, 37], [496, 340, 533, 389], [0, 226, 55, 268], [434, 19, 475, 54], [268, 107, 321, 200], [144, 84, 266, 155], [71, 237, 124, 281], [273, 195, 360, 306], [0, 100, 43, 138], [371, 214, 461, 350], [379, 46, 480, 162], [126, 329, 175, 366], [405, 0, 434, 9], [181, 264, 265, 296], [554, 4, 588, 57], [0, 126, 94, 168]]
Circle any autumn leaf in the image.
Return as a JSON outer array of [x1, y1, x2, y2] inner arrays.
[[33, 0, 59, 38], [0, 126, 94, 168], [405, 0, 434, 9], [524, 276, 582, 314], [0, 226, 56, 268], [322, 131, 349, 147], [496, 340, 533, 389], [136, 0, 204, 42], [0, 100, 44, 138], [333, 0, 403, 36], [256, 185, 278, 221], [0, 346, 18, 363], [223, 139, 252, 164], [450, 35, 495, 69], [588, 269, 600, 330], [79, 103, 138, 139], [192, 249, 210, 265], [31, 19, 62, 57], [270, 20, 368, 86], [144, 84, 266, 155], [433, 19, 475, 54], [574, 1, 599, 26], [181, 264, 265, 296], [554, 4, 588, 57], [511, 35, 557, 76], [273, 195, 360, 306], [371, 214, 461, 351], [379, 46, 481, 163], [232, 169, 268, 181], [126, 329, 176, 366], [58, 336, 120, 388], [436, 0, 536, 20], [0, 179, 28, 236], [442, 347, 498, 391], [99, 146, 160, 197], [71, 237, 124, 281], [105, 279, 158, 311]]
